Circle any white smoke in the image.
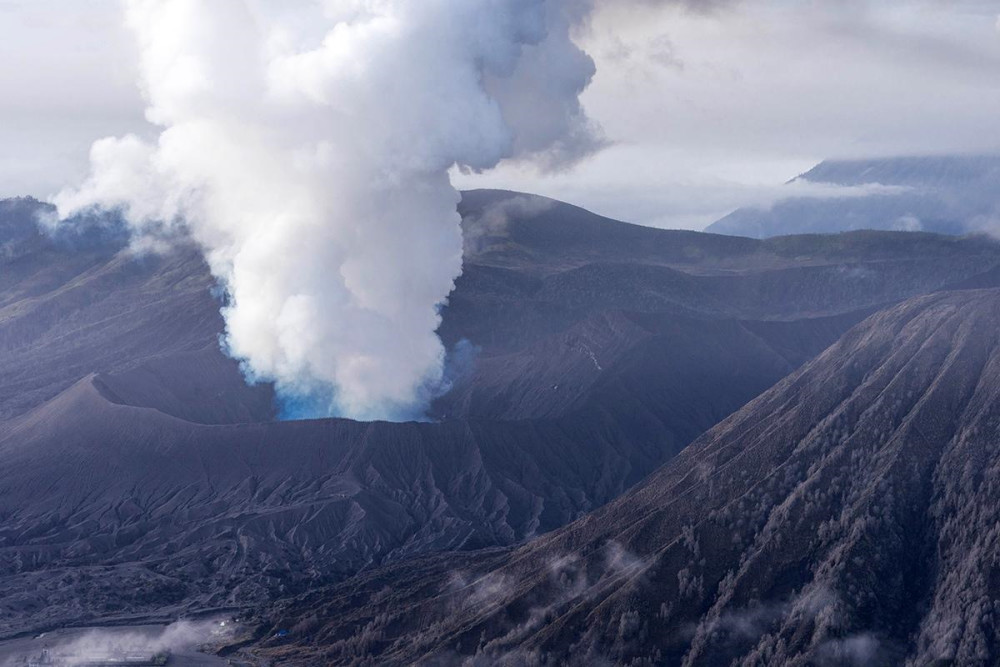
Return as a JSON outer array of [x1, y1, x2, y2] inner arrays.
[[1, 619, 232, 667], [52, 0, 600, 420]]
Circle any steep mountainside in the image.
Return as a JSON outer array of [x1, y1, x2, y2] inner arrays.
[[706, 155, 1000, 239], [0, 198, 275, 424], [3, 191, 1000, 640], [254, 288, 1000, 666]]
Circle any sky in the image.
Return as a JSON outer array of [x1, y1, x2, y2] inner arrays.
[[1, 0, 999, 230]]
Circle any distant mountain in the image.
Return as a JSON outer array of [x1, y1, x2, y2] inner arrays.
[[706, 155, 1000, 239], [253, 288, 1000, 666], [3, 190, 1000, 642]]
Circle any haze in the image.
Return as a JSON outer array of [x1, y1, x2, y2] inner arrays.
[[2, 0, 998, 229]]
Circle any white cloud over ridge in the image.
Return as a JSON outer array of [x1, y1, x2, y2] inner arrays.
[[458, 0, 1000, 229]]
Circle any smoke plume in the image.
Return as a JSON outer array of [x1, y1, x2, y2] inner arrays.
[[52, 0, 600, 420]]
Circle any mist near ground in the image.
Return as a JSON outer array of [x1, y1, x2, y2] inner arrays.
[[0, 619, 233, 666]]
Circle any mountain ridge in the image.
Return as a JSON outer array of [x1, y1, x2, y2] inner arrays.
[[251, 287, 1000, 666], [4, 191, 1000, 648], [706, 155, 1000, 239]]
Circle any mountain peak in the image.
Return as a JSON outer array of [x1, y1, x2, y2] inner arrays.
[[707, 154, 1000, 239]]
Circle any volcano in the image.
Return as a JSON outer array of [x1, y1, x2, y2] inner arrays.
[[254, 287, 1000, 666], [2, 191, 1000, 655]]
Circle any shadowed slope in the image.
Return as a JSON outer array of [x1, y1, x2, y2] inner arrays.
[[0, 201, 275, 424], [0, 309, 804, 636], [254, 289, 1000, 666], [4, 192, 1000, 642]]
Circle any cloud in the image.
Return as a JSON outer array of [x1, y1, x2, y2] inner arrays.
[[51, 0, 602, 421], [817, 633, 881, 666], [0, 0, 996, 237], [440, 541, 652, 662], [458, 0, 1000, 230], [753, 180, 913, 211], [2, 619, 233, 667], [461, 192, 555, 256]]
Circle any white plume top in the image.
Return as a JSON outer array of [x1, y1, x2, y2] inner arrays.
[[53, 0, 599, 420]]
